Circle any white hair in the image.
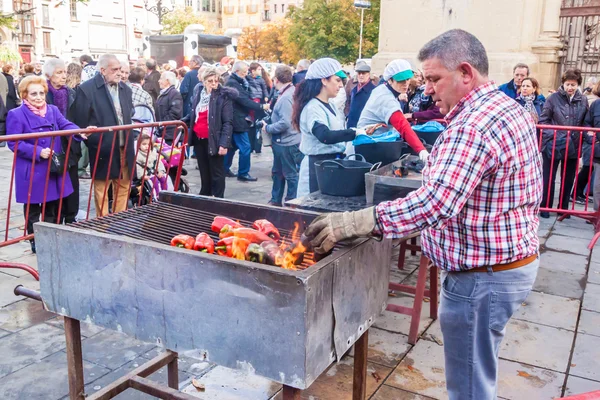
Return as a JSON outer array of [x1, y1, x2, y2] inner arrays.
[[98, 54, 119, 69], [297, 59, 311, 71], [161, 71, 177, 86], [120, 61, 130, 69], [43, 58, 66, 79], [232, 61, 248, 73]]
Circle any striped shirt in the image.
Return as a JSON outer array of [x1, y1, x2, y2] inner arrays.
[[374, 82, 543, 271]]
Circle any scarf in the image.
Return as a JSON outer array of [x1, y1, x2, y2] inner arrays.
[[196, 87, 211, 116], [517, 94, 538, 122], [47, 81, 69, 116], [23, 99, 47, 118]]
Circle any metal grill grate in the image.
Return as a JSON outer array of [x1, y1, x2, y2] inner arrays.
[[73, 202, 317, 269]]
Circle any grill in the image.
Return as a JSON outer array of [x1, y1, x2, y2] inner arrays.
[[73, 202, 318, 269], [35, 193, 392, 390]]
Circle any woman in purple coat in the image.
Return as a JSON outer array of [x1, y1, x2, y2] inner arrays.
[[7, 75, 87, 253]]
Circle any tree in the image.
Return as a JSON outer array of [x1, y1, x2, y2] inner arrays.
[[260, 20, 302, 64], [237, 26, 266, 60], [161, 6, 219, 35], [287, 0, 380, 64]]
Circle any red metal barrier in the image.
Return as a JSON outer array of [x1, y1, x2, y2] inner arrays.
[[536, 124, 600, 249], [0, 121, 188, 280]]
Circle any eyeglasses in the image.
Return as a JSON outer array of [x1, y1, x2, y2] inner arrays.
[[28, 91, 45, 97], [205, 79, 218, 84]]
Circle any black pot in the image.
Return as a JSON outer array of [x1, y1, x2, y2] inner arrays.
[[315, 154, 378, 197], [417, 130, 442, 147], [354, 140, 406, 166]]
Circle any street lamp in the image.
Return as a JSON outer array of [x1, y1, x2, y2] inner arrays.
[[143, 0, 174, 28], [354, 0, 371, 60]]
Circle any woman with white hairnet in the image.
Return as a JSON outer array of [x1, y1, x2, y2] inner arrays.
[[357, 59, 429, 161], [292, 58, 374, 197]]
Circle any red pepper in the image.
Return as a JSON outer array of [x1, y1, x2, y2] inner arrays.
[[193, 232, 214, 253], [219, 224, 235, 239], [211, 216, 243, 233], [219, 227, 273, 244], [252, 219, 281, 241], [215, 236, 251, 258], [170, 234, 195, 249]]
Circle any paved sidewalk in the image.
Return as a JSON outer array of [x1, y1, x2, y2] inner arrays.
[[0, 148, 599, 399]]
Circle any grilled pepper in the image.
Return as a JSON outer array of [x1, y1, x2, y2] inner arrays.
[[252, 219, 281, 241], [215, 236, 250, 258], [170, 234, 195, 249], [219, 227, 273, 244], [211, 216, 243, 233], [260, 240, 284, 266], [193, 232, 214, 253], [245, 243, 267, 263]]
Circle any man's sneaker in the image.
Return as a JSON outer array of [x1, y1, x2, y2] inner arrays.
[[540, 211, 550, 219], [268, 201, 282, 207], [225, 170, 237, 178], [237, 174, 258, 182], [575, 196, 587, 205]]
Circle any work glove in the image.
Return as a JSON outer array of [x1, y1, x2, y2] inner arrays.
[[304, 207, 376, 254], [419, 150, 429, 162]]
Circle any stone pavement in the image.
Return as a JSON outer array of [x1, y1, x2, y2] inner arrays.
[[0, 147, 599, 399]]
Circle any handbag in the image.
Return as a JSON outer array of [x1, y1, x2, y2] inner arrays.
[[49, 151, 66, 175]]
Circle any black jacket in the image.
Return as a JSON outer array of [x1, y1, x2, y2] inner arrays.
[[155, 85, 183, 142], [143, 70, 161, 103], [293, 70, 307, 86], [47, 87, 80, 166], [225, 73, 263, 133], [539, 87, 588, 160], [70, 73, 135, 181], [184, 84, 235, 156], [3, 73, 18, 111], [584, 98, 600, 163]]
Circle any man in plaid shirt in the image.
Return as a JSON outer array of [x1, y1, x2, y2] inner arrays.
[[305, 30, 543, 399]]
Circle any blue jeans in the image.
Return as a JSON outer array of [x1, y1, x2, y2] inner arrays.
[[271, 143, 303, 204], [440, 258, 539, 400], [224, 132, 251, 176]]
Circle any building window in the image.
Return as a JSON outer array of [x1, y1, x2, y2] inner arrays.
[[70, 0, 78, 20], [264, 9, 270, 20], [185, 0, 192, 6], [43, 31, 51, 53], [212, 0, 215, 12], [197, 0, 201, 11], [202, 0, 209, 11], [42, 4, 50, 26], [274, 3, 277, 12], [281, 3, 284, 13]]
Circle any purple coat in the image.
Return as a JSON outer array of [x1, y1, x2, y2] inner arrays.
[[7, 104, 80, 204]]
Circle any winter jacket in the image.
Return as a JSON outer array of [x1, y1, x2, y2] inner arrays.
[[584, 98, 600, 164], [246, 75, 268, 100], [347, 81, 376, 128], [539, 87, 589, 160], [70, 73, 135, 181], [292, 70, 307, 86], [498, 79, 519, 99], [265, 83, 300, 146], [179, 67, 200, 118], [3, 73, 18, 111], [225, 73, 264, 133], [143, 69, 161, 103], [184, 84, 235, 156], [6, 104, 79, 203], [136, 147, 165, 179], [47, 86, 81, 167], [155, 85, 183, 142]]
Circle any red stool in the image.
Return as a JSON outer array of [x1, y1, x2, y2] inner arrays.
[[387, 234, 438, 345]]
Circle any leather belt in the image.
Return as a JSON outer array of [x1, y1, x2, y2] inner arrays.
[[467, 254, 538, 273]]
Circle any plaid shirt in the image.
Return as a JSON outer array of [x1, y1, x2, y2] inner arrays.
[[374, 82, 543, 271], [128, 82, 154, 110]]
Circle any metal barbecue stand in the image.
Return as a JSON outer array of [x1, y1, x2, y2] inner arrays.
[[31, 192, 392, 399]]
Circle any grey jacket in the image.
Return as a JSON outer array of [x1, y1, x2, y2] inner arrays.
[[265, 84, 300, 146]]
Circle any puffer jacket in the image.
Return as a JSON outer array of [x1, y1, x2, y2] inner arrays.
[[246, 74, 268, 100], [539, 87, 588, 160], [584, 97, 600, 164]]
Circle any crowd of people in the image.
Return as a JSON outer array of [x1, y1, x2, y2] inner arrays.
[[3, 47, 600, 254]]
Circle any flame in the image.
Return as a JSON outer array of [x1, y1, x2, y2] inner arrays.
[[275, 222, 312, 270], [231, 237, 247, 260]]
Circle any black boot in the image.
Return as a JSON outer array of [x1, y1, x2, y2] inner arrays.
[[30, 240, 36, 254]]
